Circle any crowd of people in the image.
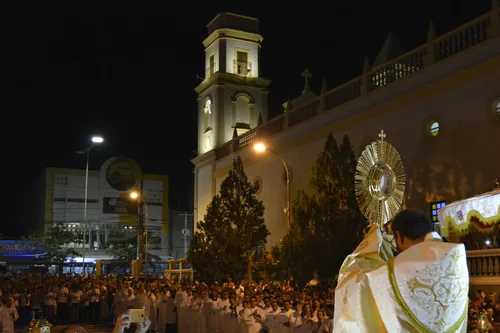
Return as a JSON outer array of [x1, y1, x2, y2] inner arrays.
[[0, 273, 335, 333], [468, 290, 500, 332]]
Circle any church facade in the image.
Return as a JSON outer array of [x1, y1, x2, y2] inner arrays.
[[192, 9, 500, 247]]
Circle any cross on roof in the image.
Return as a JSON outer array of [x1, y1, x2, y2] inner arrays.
[[301, 68, 312, 94], [378, 130, 386, 142]]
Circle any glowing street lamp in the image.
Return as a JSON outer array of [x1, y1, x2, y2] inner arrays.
[[130, 190, 149, 275], [253, 143, 266, 152], [91, 136, 104, 143], [253, 142, 291, 228], [77, 135, 104, 274]]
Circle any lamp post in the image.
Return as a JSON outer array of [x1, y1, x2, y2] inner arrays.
[[253, 143, 291, 228], [130, 190, 149, 276], [76, 135, 104, 274]]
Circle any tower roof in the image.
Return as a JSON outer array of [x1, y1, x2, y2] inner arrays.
[[207, 13, 259, 35], [372, 33, 405, 68]]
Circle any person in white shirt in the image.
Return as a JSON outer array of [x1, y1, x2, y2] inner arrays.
[[0, 298, 14, 333], [69, 286, 84, 323], [204, 290, 220, 333], [220, 296, 241, 333], [174, 284, 187, 333], [317, 305, 333, 333], [238, 297, 265, 333], [57, 283, 69, 324], [165, 290, 177, 333], [263, 301, 282, 333], [278, 300, 297, 333]]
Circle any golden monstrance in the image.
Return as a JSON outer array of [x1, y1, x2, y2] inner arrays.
[[355, 130, 406, 228]]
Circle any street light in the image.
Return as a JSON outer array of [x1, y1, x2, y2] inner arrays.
[[76, 135, 104, 274], [253, 142, 291, 228], [91, 136, 104, 143], [130, 190, 149, 276]]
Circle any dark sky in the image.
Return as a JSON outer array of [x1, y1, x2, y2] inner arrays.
[[0, 0, 491, 237]]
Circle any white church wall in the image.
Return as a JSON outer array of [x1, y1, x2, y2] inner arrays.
[[194, 163, 214, 231], [205, 40, 219, 75], [206, 66, 500, 247]]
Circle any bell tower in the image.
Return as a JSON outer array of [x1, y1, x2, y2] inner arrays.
[[195, 13, 271, 155]]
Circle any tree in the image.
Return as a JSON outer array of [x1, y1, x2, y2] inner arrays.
[[27, 224, 81, 263], [188, 156, 269, 280], [106, 231, 161, 261], [279, 133, 366, 283]]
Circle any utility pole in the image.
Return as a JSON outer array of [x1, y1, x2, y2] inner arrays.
[[180, 213, 193, 259], [136, 182, 145, 276], [182, 213, 194, 259]]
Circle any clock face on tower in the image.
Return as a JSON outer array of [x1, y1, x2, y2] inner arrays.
[[204, 136, 212, 151]]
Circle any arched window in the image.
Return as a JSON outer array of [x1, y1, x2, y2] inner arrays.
[[235, 96, 250, 125], [204, 99, 212, 131]]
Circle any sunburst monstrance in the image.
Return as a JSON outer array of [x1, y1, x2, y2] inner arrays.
[[355, 130, 406, 227]]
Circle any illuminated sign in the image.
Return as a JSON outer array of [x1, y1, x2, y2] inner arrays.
[[0, 241, 47, 258]]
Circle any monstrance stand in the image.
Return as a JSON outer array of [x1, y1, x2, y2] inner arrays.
[[355, 130, 406, 234]]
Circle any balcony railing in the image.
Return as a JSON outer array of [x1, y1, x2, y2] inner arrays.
[[467, 249, 500, 278], [233, 60, 252, 76], [212, 6, 500, 161], [205, 63, 216, 78]]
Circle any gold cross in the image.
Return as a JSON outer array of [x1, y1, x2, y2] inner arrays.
[[378, 130, 386, 143]]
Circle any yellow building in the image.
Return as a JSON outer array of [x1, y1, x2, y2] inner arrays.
[[25, 156, 170, 267]]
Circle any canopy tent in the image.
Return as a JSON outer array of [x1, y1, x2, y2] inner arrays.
[[439, 189, 500, 237]]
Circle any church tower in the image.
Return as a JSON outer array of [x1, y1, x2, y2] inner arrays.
[[195, 13, 271, 155]]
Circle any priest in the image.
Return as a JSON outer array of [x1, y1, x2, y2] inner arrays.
[[334, 208, 469, 333]]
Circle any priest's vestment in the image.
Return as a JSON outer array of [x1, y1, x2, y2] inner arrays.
[[334, 225, 469, 333]]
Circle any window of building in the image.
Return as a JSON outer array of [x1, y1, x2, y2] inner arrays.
[[429, 122, 440, 136], [430, 200, 446, 223], [235, 96, 250, 125], [203, 99, 212, 132], [496, 101, 500, 116], [55, 176, 68, 185], [209, 55, 215, 76], [234, 51, 251, 76]]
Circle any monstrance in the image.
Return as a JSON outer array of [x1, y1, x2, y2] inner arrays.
[[355, 130, 406, 228]]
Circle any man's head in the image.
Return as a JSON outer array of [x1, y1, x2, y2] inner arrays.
[[390, 208, 433, 253], [325, 304, 334, 318]]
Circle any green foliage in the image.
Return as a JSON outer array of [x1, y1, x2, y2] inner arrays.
[[188, 156, 269, 280], [27, 225, 81, 262], [106, 235, 137, 260], [105, 231, 161, 261], [278, 133, 366, 282]]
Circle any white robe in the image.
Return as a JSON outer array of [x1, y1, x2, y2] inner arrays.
[[156, 294, 169, 333], [334, 226, 469, 333], [263, 309, 282, 333], [238, 307, 265, 333], [278, 309, 297, 333], [191, 298, 207, 333], [220, 305, 242, 333], [174, 291, 188, 333], [204, 297, 221, 333]]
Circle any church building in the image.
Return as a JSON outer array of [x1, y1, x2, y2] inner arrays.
[[192, 8, 500, 247]]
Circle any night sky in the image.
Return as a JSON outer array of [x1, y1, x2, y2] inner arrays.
[[0, 0, 491, 237]]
